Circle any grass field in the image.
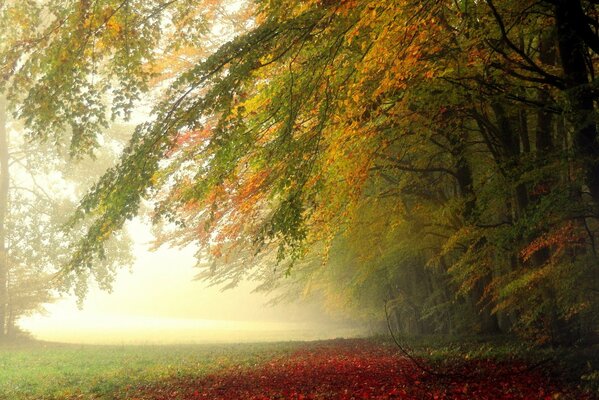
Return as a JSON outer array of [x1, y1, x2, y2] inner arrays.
[[0, 340, 301, 400], [1, 337, 597, 399]]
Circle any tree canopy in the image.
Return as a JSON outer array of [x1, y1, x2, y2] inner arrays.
[[2, 0, 599, 343]]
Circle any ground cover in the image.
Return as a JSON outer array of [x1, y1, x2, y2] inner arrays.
[[1, 338, 596, 399], [0, 340, 300, 399], [124, 338, 596, 400]]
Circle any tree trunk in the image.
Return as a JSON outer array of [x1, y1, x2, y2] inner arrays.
[[555, 0, 599, 204], [552, 2, 599, 343], [6, 303, 15, 339], [519, 109, 530, 154], [536, 30, 556, 155], [0, 97, 9, 339]]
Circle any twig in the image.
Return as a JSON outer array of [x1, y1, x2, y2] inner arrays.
[[384, 300, 445, 377], [384, 301, 552, 381]]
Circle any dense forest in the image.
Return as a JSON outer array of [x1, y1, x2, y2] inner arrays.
[[0, 0, 598, 346]]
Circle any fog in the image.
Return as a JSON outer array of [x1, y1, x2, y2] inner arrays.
[[19, 219, 362, 345], [1, 1, 365, 347]]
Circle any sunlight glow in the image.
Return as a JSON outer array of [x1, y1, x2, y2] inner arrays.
[[19, 218, 359, 344]]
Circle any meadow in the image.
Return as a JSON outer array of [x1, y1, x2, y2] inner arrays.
[[0, 340, 300, 399], [1, 337, 596, 399]]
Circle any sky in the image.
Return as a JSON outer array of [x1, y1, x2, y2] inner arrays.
[[20, 218, 361, 345]]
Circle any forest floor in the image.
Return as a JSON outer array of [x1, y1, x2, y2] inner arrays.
[[0, 337, 597, 399]]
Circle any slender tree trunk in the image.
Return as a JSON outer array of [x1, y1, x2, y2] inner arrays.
[[455, 150, 475, 220], [0, 97, 8, 339], [536, 91, 554, 155], [6, 303, 14, 338], [552, 2, 599, 343], [555, 0, 599, 204], [491, 103, 529, 213], [519, 109, 530, 154], [536, 30, 556, 155], [517, 34, 531, 155], [530, 32, 557, 266], [456, 156, 500, 334]]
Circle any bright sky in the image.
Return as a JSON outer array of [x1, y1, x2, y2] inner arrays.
[[20, 218, 360, 345]]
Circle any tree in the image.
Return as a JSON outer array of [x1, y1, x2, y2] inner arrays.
[[0, 96, 133, 339], [2, 0, 599, 343]]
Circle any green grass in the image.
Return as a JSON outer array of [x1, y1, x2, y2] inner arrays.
[[2, 336, 597, 399], [0, 340, 301, 400]]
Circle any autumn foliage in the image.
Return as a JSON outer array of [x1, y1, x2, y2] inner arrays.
[[2, 0, 599, 344]]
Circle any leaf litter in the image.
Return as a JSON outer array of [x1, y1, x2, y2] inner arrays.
[[122, 339, 592, 399]]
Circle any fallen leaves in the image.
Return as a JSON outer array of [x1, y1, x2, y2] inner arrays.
[[120, 339, 591, 399]]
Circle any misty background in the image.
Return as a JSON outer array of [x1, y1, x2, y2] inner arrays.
[[19, 217, 362, 345]]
